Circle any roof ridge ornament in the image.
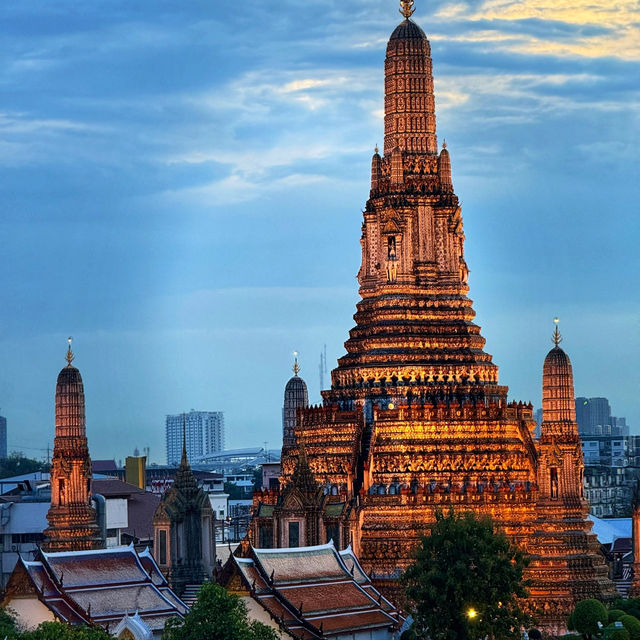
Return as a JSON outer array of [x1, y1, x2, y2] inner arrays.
[[66, 337, 74, 366], [552, 317, 562, 347], [399, 0, 415, 19]]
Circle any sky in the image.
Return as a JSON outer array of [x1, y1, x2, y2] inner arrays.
[[0, 0, 638, 464]]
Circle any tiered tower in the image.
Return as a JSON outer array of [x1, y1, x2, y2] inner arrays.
[[153, 423, 214, 597], [282, 353, 309, 448], [254, 1, 617, 630], [43, 340, 102, 552], [530, 322, 615, 627]]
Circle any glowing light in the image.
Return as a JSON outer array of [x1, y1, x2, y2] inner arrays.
[[467, 608, 477, 619], [388, 402, 395, 409]]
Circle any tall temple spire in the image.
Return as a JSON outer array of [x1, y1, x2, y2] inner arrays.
[[43, 340, 102, 552], [266, 6, 618, 630], [327, 2, 500, 407], [384, 5, 437, 156], [542, 320, 577, 425], [180, 414, 188, 467], [282, 356, 309, 449]]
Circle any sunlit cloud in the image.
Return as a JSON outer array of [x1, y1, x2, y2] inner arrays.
[[434, 0, 640, 60]]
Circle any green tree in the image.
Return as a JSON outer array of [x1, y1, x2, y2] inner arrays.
[[223, 482, 245, 500], [610, 611, 628, 624], [0, 607, 20, 639], [19, 621, 111, 639], [570, 599, 608, 640], [605, 624, 631, 640], [402, 509, 531, 640], [0, 453, 48, 479], [162, 583, 279, 640], [620, 616, 640, 640]]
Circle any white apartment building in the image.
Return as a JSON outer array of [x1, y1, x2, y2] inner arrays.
[[166, 410, 225, 465]]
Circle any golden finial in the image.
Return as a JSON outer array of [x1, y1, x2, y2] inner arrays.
[[374, 144, 379, 155], [292, 351, 301, 376], [66, 337, 74, 366], [399, 0, 415, 19], [552, 317, 562, 347], [442, 139, 447, 149]]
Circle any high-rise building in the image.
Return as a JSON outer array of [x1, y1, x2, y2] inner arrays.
[[576, 397, 612, 435], [252, 2, 616, 631], [282, 353, 309, 448], [43, 340, 102, 552], [165, 410, 224, 465], [0, 414, 7, 460]]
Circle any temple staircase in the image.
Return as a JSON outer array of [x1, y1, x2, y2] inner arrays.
[[181, 584, 201, 608]]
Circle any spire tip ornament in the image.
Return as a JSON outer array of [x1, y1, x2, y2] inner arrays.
[[552, 317, 562, 347], [293, 351, 301, 376], [399, 0, 415, 19], [66, 337, 74, 366]]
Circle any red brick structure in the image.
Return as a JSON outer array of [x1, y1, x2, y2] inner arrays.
[[252, 2, 616, 632], [43, 340, 102, 552]]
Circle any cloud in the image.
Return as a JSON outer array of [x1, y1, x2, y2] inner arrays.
[[159, 171, 330, 207], [434, 0, 640, 60]]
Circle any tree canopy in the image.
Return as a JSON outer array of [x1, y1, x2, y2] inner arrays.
[[162, 583, 279, 640], [0, 611, 111, 640], [0, 453, 49, 479], [403, 509, 532, 640]]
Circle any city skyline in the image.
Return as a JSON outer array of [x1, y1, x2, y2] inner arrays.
[[1, 0, 638, 463]]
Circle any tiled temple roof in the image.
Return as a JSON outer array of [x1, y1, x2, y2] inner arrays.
[[8, 544, 187, 633], [226, 541, 401, 638]]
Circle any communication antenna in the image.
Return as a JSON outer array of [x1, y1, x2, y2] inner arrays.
[[319, 344, 327, 392]]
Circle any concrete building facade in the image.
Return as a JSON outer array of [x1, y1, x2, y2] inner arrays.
[[166, 410, 225, 465]]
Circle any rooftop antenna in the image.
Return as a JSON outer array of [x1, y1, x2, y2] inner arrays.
[[319, 344, 327, 393]]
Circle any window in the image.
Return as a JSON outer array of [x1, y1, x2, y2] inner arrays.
[[258, 526, 273, 549], [288, 521, 300, 548], [550, 468, 559, 499], [11, 533, 44, 545], [159, 529, 167, 565], [326, 524, 340, 547]]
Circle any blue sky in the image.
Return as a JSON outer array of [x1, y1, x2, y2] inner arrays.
[[0, 0, 638, 464]]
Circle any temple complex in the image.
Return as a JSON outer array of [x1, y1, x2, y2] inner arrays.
[[43, 339, 102, 552], [252, 1, 616, 631]]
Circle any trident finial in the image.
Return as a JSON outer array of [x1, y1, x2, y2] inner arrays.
[[399, 0, 415, 19], [552, 317, 562, 347], [293, 351, 301, 376], [66, 337, 74, 366]]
